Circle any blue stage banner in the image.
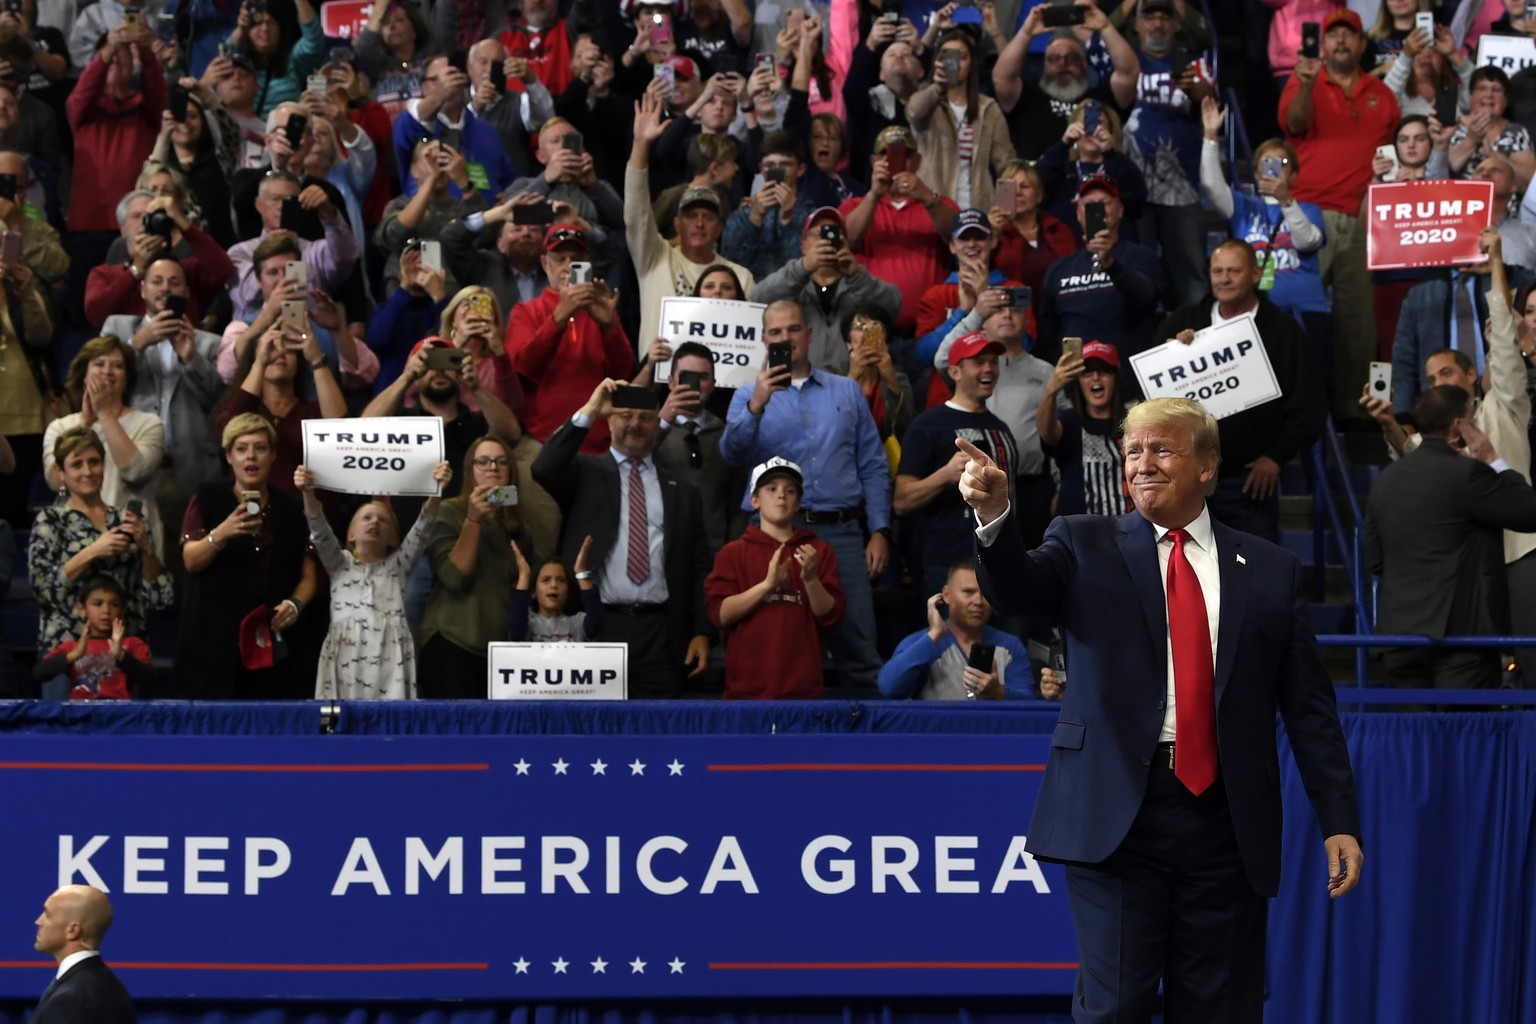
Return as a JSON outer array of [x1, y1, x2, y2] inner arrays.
[[0, 733, 1076, 1001]]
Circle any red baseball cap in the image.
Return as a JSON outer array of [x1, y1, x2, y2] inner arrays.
[[239, 606, 275, 670], [1322, 8, 1362, 33], [1081, 340, 1120, 368], [950, 331, 1005, 363], [802, 206, 846, 236], [1076, 174, 1119, 201], [543, 224, 589, 252], [663, 56, 699, 80]]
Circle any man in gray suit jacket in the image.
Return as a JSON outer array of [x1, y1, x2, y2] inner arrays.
[[31, 885, 136, 1024], [653, 342, 747, 558], [104, 256, 225, 503], [1366, 384, 1536, 688], [532, 378, 713, 698]]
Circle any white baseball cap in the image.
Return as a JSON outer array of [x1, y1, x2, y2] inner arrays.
[[749, 456, 804, 494]]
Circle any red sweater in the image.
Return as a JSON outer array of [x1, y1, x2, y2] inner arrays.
[[498, 21, 574, 95], [83, 226, 235, 328], [993, 215, 1081, 304], [67, 49, 166, 233], [44, 637, 152, 700], [705, 524, 845, 700], [506, 288, 634, 455]]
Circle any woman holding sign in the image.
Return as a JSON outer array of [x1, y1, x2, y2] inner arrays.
[[295, 459, 452, 700], [419, 435, 528, 698]]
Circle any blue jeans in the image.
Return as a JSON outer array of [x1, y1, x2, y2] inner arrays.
[[804, 518, 882, 689]]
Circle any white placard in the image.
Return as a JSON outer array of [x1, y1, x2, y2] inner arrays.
[[1129, 314, 1281, 420], [488, 643, 629, 700], [301, 417, 445, 496], [1476, 35, 1536, 73], [652, 296, 768, 388]]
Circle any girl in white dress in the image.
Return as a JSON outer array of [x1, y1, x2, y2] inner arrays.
[[294, 460, 451, 699]]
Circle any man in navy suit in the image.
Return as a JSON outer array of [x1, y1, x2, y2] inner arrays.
[[31, 885, 136, 1024], [957, 397, 1363, 1023]]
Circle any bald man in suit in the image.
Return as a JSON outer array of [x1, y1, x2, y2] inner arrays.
[[31, 885, 136, 1024]]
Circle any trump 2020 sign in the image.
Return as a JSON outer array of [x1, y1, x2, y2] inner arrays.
[[0, 733, 1076, 1000]]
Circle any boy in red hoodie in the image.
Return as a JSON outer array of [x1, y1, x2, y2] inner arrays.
[[705, 457, 846, 699], [33, 576, 153, 700]]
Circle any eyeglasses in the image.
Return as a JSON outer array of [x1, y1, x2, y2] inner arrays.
[[1044, 54, 1086, 65], [473, 457, 510, 468]]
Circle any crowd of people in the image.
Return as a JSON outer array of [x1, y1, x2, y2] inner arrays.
[[2, 0, 1535, 701]]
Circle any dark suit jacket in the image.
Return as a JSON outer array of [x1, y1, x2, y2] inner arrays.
[[531, 419, 713, 655], [33, 955, 137, 1024], [978, 509, 1360, 897], [653, 414, 748, 558], [1365, 437, 1536, 638]]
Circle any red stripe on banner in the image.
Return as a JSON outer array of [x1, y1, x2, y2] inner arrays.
[[709, 961, 1078, 971], [706, 763, 1046, 772], [0, 762, 489, 773], [0, 961, 487, 972]]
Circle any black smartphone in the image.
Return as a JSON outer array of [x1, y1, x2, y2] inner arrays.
[[1301, 21, 1320, 59], [562, 131, 584, 154], [327, 45, 354, 66], [126, 499, 144, 518], [967, 642, 997, 673], [169, 84, 189, 123], [440, 127, 461, 152], [1434, 82, 1459, 128], [678, 369, 703, 393], [284, 113, 307, 149], [1041, 5, 1086, 27], [163, 294, 189, 319], [764, 165, 787, 183], [1003, 285, 1032, 309], [819, 222, 843, 247], [1168, 45, 1191, 81], [1082, 100, 1101, 136], [280, 195, 306, 233], [448, 50, 467, 74], [511, 200, 556, 225], [1084, 201, 1108, 240], [490, 61, 507, 92], [425, 347, 463, 372], [0, 230, 19, 265], [767, 341, 792, 375], [0, 172, 15, 201], [612, 385, 661, 410]]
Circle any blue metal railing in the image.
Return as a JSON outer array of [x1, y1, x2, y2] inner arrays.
[[1316, 635, 1536, 702]]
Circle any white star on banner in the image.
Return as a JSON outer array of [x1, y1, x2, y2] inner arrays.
[[552, 957, 569, 974], [591, 957, 608, 973], [669, 957, 685, 974], [513, 958, 530, 974], [668, 759, 685, 776], [552, 758, 569, 775], [629, 957, 647, 973], [590, 759, 608, 775], [629, 758, 647, 775], [514, 759, 531, 775]]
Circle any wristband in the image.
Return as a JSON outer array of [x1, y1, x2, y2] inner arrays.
[[310, 357, 329, 370], [206, 530, 225, 550], [575, 570, 594, 580], [280, 597, 303, 617]]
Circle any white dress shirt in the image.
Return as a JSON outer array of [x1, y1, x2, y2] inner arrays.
[[54, 949, 100, 981]]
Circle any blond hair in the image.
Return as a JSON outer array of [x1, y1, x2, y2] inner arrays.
[[1121, 398, 1221, 493], [221, 413, 277, 450]]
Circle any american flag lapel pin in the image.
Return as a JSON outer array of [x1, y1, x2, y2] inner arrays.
[[1236, 553, 1247, 565]]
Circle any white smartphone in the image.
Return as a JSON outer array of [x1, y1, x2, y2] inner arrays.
[[1368, 361, 1392, 400], [568, 261, 593, 285], [419, 239, 443, 274], [307, 73, 329, 98], [1414, 11, 1434, 37], [284, 260, 308, 287], [281, 299, 306, 335], [1375, 143, 1399, 180]]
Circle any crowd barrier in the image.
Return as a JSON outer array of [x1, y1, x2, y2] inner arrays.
[[1, 701, 1532, 1024]]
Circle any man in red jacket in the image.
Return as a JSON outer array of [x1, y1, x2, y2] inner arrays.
[[66, 22, 167, 329], [506, 225, 633, 454]]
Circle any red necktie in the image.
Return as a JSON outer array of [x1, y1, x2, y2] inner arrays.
[[626, 459, 650, 585], [1167, 528, 1217, 795]]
